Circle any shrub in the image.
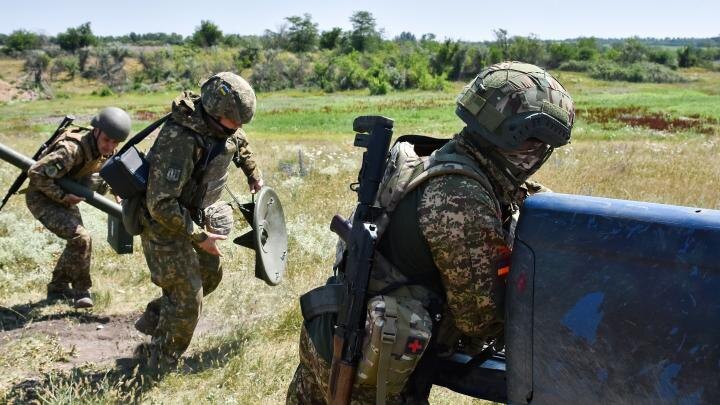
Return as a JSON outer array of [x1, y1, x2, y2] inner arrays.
[[590, 61, 686, 83]]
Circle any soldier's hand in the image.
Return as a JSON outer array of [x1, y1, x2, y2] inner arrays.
[[197, 232, 228, 256], [249, 178, 264, 194], [63, 193, 85, 205]]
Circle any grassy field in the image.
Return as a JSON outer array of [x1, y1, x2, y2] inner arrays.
[[0, 64, 719, 404]]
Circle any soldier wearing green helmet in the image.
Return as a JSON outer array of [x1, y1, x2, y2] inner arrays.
[[25, 106, 132, 308], [287, 62, 574, 404], [133, 72, 263, 372]]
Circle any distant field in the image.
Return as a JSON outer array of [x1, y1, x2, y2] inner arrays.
[[0, 65, 718, 403]]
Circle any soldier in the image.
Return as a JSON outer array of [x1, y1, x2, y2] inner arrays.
[[26, 107, 132, 308], [287, 62, 575, 403], [133, 72, 262, 371]]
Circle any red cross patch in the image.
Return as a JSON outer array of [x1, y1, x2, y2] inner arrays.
[[405, 338, 426, 355]]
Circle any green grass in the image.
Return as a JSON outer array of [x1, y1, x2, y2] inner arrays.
[[0, 68, 719, 404]]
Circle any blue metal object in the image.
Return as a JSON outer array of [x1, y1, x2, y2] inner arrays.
[[506, 193, 720, 404]]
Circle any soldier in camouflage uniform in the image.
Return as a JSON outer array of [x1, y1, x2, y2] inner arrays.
[[26, 107, 132, 308], [134, 72, 262, 371], [287, 62, 575, 404]]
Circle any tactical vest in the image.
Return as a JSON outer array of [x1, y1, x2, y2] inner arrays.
[[365, 136, 501, 299], [178, 133, 241, 224], [42, 128, 106, 182]]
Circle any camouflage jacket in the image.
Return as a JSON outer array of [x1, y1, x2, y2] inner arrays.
[[144, 92, 260, 241], [380, 132, 545, 343], [27, 127, 108, 204]]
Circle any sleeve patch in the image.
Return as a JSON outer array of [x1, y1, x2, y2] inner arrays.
[[44, 162, 64, 177], [166, 167, 182, 182]]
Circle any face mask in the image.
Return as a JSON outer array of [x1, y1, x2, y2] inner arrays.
[[497, 139, 551, 171], [203, 107, 237, 136]]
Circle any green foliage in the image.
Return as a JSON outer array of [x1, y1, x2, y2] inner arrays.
[[349, 11, 381, 52], [56, 22, 97, 53], [509, 35, 546, 66], [678, 46, 699, 68], [50, 56, 79, 80], [576, 37, 599, 61], [192, 20, 223, 48], [589, 61, 686, 83], [250, 51, 312, 91], [319, 28, 343, 50], [4, 30, 41, 53], [285, 14, 319, 52]]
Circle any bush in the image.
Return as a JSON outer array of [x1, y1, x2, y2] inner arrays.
[[590, 61, 686, 83], [557, 60, 595, 72], [4, 30, 41, 53]]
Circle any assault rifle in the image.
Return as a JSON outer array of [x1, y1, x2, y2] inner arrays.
[[0, 115, 75, 211], [327, 115, 394, 405]]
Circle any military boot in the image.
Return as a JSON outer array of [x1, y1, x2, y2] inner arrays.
[[134, 309, 160, 336], [46, 283, 73, 301], [74, 290, 94, 308]]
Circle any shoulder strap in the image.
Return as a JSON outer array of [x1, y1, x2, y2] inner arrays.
[[117, 113, 171, 155]]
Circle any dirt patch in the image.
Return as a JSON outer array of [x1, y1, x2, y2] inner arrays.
[[0, 308, 216, 389], [579, 106, 719, 135], [0, 79, 39, 103], [134, 110, 162, 121]]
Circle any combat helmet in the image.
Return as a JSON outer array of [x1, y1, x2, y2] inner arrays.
[[90, 107, 132, 141], [200, 72, 256, 125], [456, 61, 575, 182]]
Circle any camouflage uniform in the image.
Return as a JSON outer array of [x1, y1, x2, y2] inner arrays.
[[138, 85, 260, 366], [287, 62, 575, 404], [26, 127, 110, 294]]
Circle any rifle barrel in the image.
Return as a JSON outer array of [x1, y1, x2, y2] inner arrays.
[[0, 142, 122, 218]]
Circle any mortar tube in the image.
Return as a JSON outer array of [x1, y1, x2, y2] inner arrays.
[[0, 142, 122, 218]]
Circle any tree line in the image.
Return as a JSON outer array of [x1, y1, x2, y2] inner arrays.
[[2, 12, 719, 96]]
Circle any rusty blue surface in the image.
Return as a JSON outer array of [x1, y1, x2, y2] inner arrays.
[[506, 193, 720, 405]]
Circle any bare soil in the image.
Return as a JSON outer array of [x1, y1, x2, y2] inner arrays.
[[0, 306, 215, 390], [0, 78, 38, 103]]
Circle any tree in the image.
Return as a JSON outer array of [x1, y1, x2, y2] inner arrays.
[[56, 22, 97, 53], [509, 35, 546, 66], [576, 37, 599, 61], [4, 30, 41, 53], [192, 20, 223, 48], [396, 32, 416, 42], [349, 11, 380, 52], [548, 42, 578, 67], [493, 29, 510, 60], [319, 28, 343, 50], [285, 14, 318, 52], [678, 46, 699, 68]]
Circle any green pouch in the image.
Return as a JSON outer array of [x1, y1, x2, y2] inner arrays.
[[355, 295, 433, 404]]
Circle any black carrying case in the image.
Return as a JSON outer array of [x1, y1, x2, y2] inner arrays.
[[100, 114, 170, 199]]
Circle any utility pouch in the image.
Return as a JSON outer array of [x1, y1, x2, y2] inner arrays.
[[355, 295, 433, 404], [99, 114, 170, 199], [100, 146, 148, 199]]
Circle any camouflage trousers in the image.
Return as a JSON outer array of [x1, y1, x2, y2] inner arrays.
[[286, 325, 407, 405], [139, 224, 223, 363], [25, 190, 92, 291]]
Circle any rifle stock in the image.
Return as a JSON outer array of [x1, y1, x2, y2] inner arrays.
[[0, 115, 74, 211]]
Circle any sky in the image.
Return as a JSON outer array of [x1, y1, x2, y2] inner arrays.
[[1, 0, 718, 41]]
